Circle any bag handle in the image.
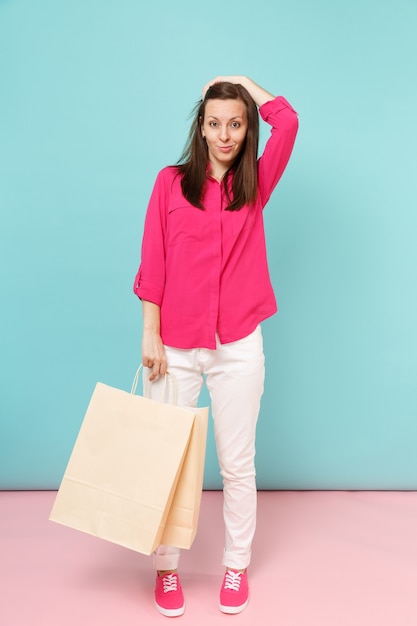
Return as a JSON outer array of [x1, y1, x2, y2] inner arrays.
[[130, 364, 178, 405]]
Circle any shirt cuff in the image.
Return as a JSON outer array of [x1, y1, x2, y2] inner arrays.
[[133, 272, 164, 306]]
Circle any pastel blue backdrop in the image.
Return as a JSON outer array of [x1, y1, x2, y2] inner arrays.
[[1, 0, 416, 490]]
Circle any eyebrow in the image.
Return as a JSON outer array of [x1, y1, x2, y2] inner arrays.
[[206, 115, 243, 121]]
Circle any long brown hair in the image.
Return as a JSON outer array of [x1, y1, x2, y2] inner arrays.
[[177, 82, 259, 211]]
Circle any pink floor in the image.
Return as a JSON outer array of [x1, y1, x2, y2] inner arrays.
[[1, 490, 417, 626]]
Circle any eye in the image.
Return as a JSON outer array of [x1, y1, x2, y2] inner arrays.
[[209, 121, 218, 127], [231, 122, 241, 128]]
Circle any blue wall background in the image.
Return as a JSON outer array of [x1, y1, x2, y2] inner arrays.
[[1, 0, 416, 490]]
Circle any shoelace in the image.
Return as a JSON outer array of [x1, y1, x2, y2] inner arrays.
[[223, 570, 242, 591], [162, 573, 178, 594]]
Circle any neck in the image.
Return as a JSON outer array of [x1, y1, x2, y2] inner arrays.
[[208, 163, 228, 182]]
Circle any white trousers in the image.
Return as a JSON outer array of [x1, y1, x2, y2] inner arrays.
[[143, 325, 265, 571]]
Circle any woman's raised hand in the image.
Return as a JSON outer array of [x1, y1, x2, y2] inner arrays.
[[202, 76, 275, 107], [202, 75, 247, 99]]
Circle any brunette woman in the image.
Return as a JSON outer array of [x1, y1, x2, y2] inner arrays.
[[134, 76, 298, 616]]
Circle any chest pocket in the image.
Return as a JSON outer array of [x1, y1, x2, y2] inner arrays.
[[229, 204, 258, 238], [166, 202, 205, 246]]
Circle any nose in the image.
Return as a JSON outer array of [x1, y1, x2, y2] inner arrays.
[[219, 125, 229, 142]]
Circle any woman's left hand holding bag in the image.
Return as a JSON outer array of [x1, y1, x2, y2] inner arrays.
[[141, 300, 167, 381]]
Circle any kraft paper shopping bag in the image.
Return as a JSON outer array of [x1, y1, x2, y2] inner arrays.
[[49, 373, 200, 555]]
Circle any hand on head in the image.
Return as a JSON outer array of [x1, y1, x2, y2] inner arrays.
[[202, 75, 247, 100]]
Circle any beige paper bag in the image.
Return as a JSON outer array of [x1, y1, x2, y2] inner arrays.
[[50, 370, 208, 555], [139, 369, 209, 549], [160, 405, 208, 548]]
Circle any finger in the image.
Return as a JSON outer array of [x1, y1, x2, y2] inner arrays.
[[202, 78, 217, 98], [149, 361, 162, 382]]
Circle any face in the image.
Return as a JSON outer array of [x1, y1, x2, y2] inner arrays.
[[201, 98, 248, 178]]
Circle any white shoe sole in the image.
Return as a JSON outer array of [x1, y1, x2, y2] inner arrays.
[[155, 601, 185, 617], [219, 598, 249, 614]]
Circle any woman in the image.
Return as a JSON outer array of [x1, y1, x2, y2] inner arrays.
[[133, 76, 298, 617]]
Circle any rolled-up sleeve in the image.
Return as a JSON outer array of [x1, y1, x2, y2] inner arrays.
[[133, 170, 168, 306]]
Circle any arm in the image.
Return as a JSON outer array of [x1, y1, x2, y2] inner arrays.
[[133, 170, 169, 381], [202, 75, 275, 107], [257, 96, 299, 207], [141, 300, 167, 381]]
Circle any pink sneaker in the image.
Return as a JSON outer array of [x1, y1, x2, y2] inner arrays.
[[154, 572, 185, 617], [219, 569, 249, 614]]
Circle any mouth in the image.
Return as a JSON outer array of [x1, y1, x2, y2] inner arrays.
[[218, 146, 234, 153]]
